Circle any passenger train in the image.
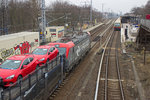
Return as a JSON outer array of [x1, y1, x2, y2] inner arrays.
[[114, 18, 121, 31]]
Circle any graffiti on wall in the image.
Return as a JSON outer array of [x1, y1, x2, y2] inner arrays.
[[0, 39, 38, 62], [14, 41, 31, 55], [1, 48, 14, 60]]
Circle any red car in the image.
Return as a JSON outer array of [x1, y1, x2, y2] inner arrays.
[[31, 45, 59, 66], [0, 54, 38, 87]]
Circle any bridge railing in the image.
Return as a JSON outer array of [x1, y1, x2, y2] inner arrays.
[[140, 19, 150, 29]]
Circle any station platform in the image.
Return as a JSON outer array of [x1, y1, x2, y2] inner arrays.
[[83, 23, 103, 32]]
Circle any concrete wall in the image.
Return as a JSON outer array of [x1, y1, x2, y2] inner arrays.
[[0, 32, 39, 61], [141, 19, 150, 29]]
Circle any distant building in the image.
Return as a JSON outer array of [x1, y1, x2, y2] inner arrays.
[[45, 26, 65, 42]]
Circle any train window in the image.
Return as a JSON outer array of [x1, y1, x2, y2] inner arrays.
[[57, 48, 66, 55]]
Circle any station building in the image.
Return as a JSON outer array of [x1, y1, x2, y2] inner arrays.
[[45, 26, 65, 42]]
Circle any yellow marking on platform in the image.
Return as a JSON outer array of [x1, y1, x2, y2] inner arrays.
[[100, 78, 124, 82]]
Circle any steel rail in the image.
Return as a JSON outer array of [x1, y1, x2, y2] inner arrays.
[[91, 21, 115, 48], [115, 32, 125, 100], [104, 31, 116, 100], [94, 30, 114, 100]]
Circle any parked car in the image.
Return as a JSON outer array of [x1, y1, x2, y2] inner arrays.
[[31, 45, 59, 66], [0, 54, 38, 87]]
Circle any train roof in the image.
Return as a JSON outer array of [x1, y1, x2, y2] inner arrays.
[[54, 32, 89, 44], [49, 32, 89, 48], [114, 17, 121, 24], [49, 42, 75, 49], [72, 33, 89, 45]]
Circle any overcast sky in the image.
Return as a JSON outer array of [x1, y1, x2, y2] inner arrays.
[[45, 0, 148, 14]]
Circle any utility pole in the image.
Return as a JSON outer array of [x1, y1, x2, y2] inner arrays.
[[41, 0, 46, 43], [102, 3, 104, 14], [90, 0, 92, 24], [102, 3, 104, 18]]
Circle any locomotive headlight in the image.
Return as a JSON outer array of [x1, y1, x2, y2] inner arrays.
[[39, 58, 45, 61], [6, 75, 15, 79]]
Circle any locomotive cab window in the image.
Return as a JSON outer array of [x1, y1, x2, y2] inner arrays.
[[57, 47, 66, 55]]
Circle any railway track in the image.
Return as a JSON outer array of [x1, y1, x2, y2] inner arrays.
[[95, 31, 125, 100], [91, 20, 115, 48]]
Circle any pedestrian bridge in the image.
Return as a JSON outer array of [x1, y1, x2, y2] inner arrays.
[[136, 19, 150, 50], [140, 19, 150, 32]]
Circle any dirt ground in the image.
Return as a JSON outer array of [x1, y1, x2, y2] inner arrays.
[[126, 43, 150, 100], [119, 49, 139, 100]]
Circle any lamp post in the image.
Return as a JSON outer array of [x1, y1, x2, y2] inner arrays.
[[41, 0, 46, 43]]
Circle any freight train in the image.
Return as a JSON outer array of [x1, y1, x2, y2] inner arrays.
[[0, 32, 91, 100], [49, 33, 91, 73]]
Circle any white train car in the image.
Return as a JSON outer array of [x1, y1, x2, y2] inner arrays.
[[45, 26, 64, 42], [0, 32, 39, 62]]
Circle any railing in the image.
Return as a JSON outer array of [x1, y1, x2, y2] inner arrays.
[[140, 19, 150, 29], [0, 55, 64, 100]]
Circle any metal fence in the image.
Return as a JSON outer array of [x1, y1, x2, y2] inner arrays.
[[140, 19, 150, 29], [0, 55, 64, 100]]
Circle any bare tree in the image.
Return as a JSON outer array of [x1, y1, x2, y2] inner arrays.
[[0, 0, 102, 35], [131, 0, 150, 18], [46, 1, 102, 29]]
